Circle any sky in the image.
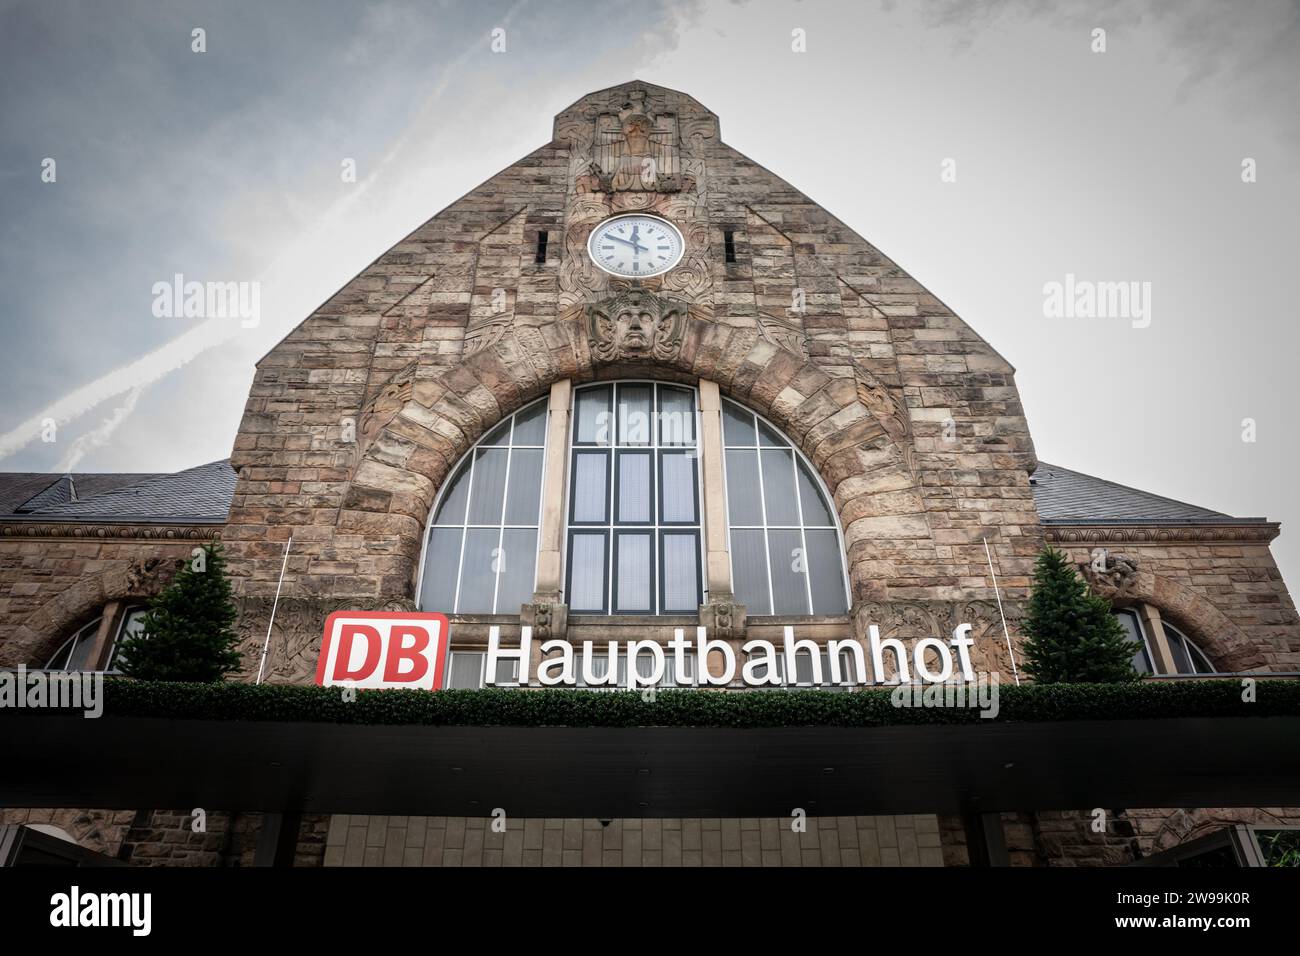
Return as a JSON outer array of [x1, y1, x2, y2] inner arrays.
[[1, 0, 1297, 582]]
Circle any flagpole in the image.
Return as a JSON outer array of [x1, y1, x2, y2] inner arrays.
[[983, 536, 1021, 686], [256, 536, 292, 685]]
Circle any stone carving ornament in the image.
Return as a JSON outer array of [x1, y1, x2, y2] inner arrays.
[[585, 285, 688, 362], [588, 89, 683, 193]]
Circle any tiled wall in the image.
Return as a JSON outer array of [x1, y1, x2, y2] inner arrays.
[[323, 813, 945, 867]]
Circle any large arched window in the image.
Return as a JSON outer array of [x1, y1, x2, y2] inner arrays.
[[417, 400, 548, 614], [416, 380, 852, 620], [721, 399, 849, 615]]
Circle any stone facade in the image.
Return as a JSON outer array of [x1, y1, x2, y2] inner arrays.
[[0, 529, 215, 669]]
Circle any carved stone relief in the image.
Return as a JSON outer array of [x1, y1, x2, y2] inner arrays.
[[585, 285, 688, 363]]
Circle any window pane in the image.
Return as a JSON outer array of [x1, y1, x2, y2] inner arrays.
[[433, 461, 470, 525], [1166, 629, 1194, 675], [497, 528, 538, 614], [1186, 639, 1215, 674], [467, 448, 508, 524], [571, 451, 609, 523], [616, 451, 652, 523], [458, 529, 499, 613], [758, 420, 787, 448], [659, 386, 695, 446], [725, 449, 763, 525], [760, 448, 799, 525], [448, 652, 484, 689], [420, 528, 463, 613], [511, 401, 547, 445], [615, 532, 653, 612], [494, 656, 520, 684], [806, 529, 848, 614], [722, 400, 756, 446], [575, 385, 612, 445], [504, 448, 544, 525], [65, 625, 99, 671], [568, 533, 607, 612], [617, 384, 652, 446], [1113, 610, 1152, 674], [660, 452, 697, 523], [731, 529, 771, 615], [661, 532, 699, 612], [109, 610, 146, 672], [797, 460, 835, 527], [768, 528, 809, 615], [481, 419, 511, 446]]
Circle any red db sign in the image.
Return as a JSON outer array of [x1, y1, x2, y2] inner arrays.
[[315, 611, 450, 690]]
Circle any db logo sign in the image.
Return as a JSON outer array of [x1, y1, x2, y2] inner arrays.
[[315, 611, 450, 690]]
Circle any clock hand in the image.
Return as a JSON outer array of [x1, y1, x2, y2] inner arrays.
[[607, 234, 649, 253]]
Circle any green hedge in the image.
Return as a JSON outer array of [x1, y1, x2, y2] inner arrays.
[[13, 677, 1300, 729]]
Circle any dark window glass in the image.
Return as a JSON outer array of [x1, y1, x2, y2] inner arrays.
[[496, 528, 538, 614], [575, 386, 612, 445], [568, 532, 608, 612], [724, 449, 763, 525], [511, 401, 547, 445], [614, 532, 653, 613], [661, 532, 700, 612], [722, 402, 756, 446], [731, 528, 771, 615], [659, 452, 697, 524], [467, 448, 508, 524], [616, 451, 653, 523], [571, 451, 610, 523]]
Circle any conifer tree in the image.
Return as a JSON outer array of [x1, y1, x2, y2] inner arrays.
[[116, 543, 242, 682], [1020, 547, 1140, 684]]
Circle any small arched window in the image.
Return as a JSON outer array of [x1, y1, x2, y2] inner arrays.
[[721, 399, 849, 616], [43, 605, 146, 673], [1113, 607, 1219, 676], [1160, 619, 1216, 675]]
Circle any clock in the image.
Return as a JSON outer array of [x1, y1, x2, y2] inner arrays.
[[586, 213, 684, 278]]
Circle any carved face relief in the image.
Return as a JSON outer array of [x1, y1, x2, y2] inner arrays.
[[587, 288, 687, 362]]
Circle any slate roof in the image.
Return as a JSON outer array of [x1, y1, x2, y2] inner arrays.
[[0, 460, 236, 523], [0, 458, 1265, 528], [1031, 462, 1267, 525]]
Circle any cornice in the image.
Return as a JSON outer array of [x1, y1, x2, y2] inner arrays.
[[1043, 522, 1280, 544], [0, 520, 223, 541]]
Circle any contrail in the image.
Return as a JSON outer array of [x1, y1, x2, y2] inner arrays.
[[0, 318, 236, 463], [0, 5, 532, 466], [55, 385, 146, 473]]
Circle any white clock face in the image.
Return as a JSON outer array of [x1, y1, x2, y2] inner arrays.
[[587, 214, 684, 278]]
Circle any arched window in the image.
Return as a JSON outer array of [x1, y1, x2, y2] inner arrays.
[[417, 400, 548, 614], [1113, 607, 1219, 676], [44, 617, 102, 671], [1160, 619, 1216, 675], [721, 398, 849, 616], [415, 380, 853, 620], [43, 605, 146, 673]]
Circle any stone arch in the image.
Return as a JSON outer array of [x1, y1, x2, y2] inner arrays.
[[1, 555, 178, 668], [348, 312, 928, 606], [1096, 565, 1259, 672]]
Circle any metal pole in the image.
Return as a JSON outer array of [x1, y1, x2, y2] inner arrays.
[[256, 536, 292, 685], [983, 535, 1021, 686]]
